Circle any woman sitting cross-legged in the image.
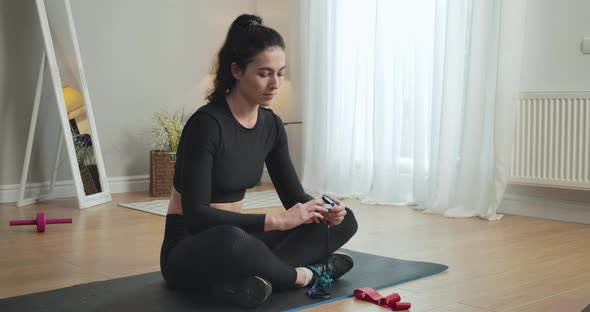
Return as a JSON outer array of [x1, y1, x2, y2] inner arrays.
[[159, 14, 358, 309]]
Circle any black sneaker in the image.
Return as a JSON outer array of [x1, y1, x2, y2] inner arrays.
[[211, 275, 272, 308], [308, 253, 354, 282], [305, 253, 354, 299]]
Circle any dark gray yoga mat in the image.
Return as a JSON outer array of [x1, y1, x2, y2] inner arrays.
[[0, 249, 448, 312]]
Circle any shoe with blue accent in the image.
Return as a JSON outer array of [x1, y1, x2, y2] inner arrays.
[[305, 253, 354, 299]]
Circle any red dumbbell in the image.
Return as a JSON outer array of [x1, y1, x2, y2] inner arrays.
[[9, 212, 72, 233]]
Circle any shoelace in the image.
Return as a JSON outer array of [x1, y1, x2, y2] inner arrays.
[[305, 264, 334, 299], [310, 264, 334, 287]]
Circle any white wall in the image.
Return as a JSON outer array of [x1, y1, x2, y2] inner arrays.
[[520, 0, 590, 91], [256, 0, 304, 175], [0, 0, 50, 186], [0, 1, 257, 188], [1, 0, 311, 202], [501, 0, 590, 221], [71, 0, 257, 178], [508, 0, 590, 193]]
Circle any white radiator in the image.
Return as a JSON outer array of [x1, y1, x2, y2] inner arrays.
[[510, 92, 590, 190]]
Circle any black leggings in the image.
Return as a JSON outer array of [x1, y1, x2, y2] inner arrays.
[[160, 208, 358, 291]]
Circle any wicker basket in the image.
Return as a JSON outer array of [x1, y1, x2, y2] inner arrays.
[[150, 150, 175, 197], [80, 165, 98, 195], [87, 164, 102, 193]]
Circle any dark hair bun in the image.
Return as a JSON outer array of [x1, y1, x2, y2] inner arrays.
[[232, 14, 263, 30], [206, 13, 285, 103]]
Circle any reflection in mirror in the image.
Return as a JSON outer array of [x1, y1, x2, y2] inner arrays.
[[34, 0, 110, 207], [62, 86, 100, 195]]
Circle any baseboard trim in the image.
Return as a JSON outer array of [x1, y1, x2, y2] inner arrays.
[[0, 175, 149, 204], [499, 193, 590, 224], [108, 175, 150, 194]]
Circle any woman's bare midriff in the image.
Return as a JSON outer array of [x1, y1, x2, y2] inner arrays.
[[167, 187, 244, 214]]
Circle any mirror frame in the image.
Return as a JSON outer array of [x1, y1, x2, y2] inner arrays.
[[35, 0, 111, 208]]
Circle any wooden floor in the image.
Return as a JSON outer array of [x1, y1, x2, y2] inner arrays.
[[1, 185, 589, 312]]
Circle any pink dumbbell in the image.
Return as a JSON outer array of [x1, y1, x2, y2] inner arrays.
[[9, 212, 72, 233]]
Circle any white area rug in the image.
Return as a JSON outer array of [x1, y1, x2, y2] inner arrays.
[[118, 190, 283, 216]]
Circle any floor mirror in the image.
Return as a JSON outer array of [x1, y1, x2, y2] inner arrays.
[[17, 0, 111, 209]]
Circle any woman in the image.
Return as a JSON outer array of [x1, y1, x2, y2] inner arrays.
[[160, 14, 358, 308]]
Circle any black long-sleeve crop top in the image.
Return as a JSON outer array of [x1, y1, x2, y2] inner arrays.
[[173, 98, 313, 234]]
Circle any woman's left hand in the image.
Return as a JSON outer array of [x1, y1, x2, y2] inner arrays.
[[321, 198, 347, 226]]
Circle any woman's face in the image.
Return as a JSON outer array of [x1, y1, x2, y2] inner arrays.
[[232, 47, 286, 107]]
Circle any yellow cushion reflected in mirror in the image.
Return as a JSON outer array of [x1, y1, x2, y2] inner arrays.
[[62, 86, 84, 113]]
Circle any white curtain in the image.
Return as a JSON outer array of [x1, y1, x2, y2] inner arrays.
[[296, 0, 527, 220]]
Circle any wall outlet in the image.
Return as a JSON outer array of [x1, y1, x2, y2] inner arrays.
[[582, 37, 590, 54]]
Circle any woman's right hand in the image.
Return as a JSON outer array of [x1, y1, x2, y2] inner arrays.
[[277, 199, 328, 231]]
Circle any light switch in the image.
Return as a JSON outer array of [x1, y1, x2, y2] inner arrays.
[[582, 38, 590, 54]]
